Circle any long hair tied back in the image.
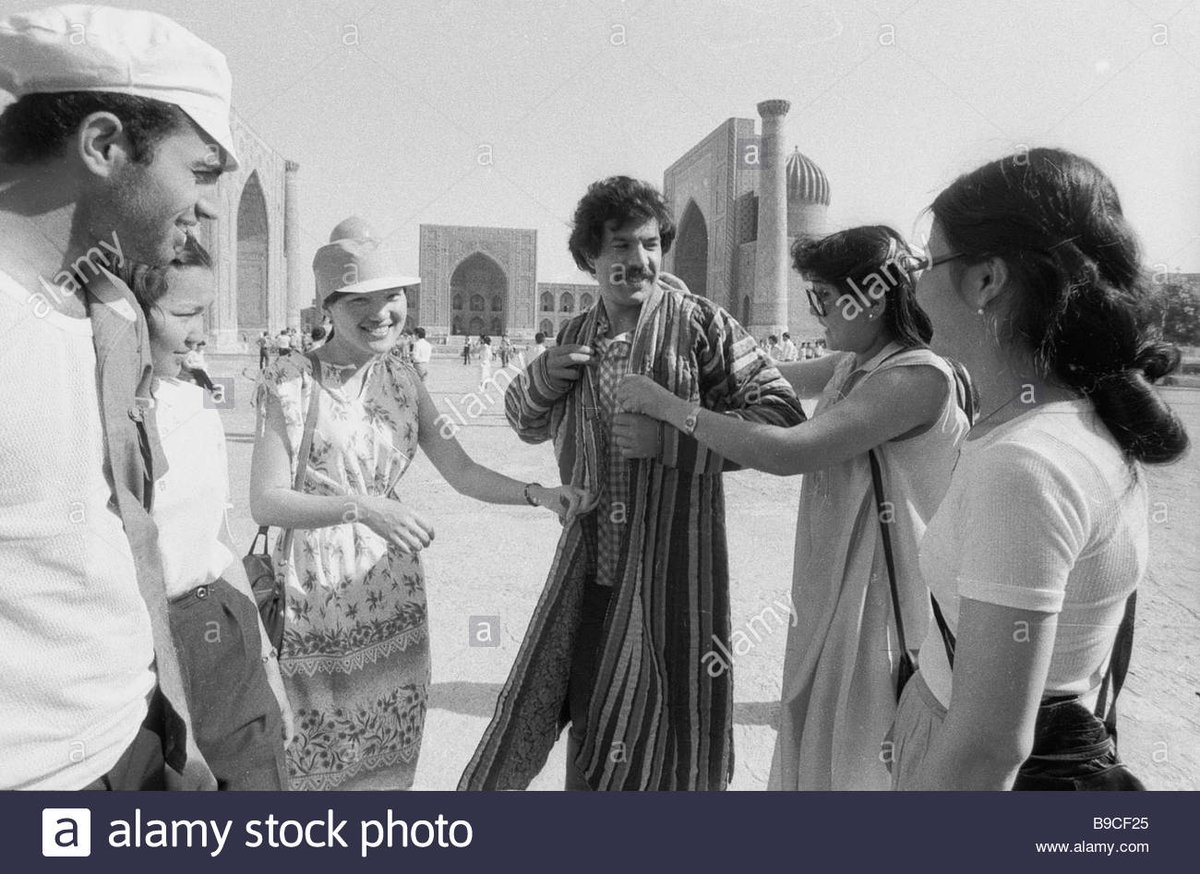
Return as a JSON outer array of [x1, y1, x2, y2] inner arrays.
[[932, 148, 1188, 465]]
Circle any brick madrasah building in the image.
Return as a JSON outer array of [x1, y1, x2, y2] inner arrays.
[[192, 100, 830, 349]]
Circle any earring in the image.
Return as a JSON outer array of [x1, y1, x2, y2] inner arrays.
[[976, 307, 985, 315]]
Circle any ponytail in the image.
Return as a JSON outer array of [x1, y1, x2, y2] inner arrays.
[[933, 148, 1189, 465]]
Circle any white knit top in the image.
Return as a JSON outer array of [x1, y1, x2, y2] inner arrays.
[[0, 268, 155, 789], [918, 400, 1148, 707], [152, 378, 234, 599]]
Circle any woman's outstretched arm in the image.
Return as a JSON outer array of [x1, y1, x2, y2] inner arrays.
[[774, 355, 840, 400], [414, 374, 597, 523], [616, 364, 947, 476]]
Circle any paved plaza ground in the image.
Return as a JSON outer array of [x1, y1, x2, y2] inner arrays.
[[210, 353, 1199, 791]]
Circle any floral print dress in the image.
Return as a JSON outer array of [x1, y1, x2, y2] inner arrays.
[[257, 353, 428, 790]]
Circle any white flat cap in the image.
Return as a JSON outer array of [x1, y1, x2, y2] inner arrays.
[[0, 4, 239, 170]]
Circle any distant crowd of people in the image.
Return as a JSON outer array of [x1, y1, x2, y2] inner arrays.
[[764, 333, 828, 362], [255, 326, 329, 369]]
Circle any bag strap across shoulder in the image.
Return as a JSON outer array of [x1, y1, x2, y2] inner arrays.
[[859, 344, 972, 700], [293, 352, 323, 490], [253, 352, 322, 563], [868, 448, 908, 657], [867, 447, 917, 701], [277, 354, 323, 563], [930, 590, 1135, 732]]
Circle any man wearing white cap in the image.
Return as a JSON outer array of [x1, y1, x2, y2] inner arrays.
[[0, 5, 239, 789]]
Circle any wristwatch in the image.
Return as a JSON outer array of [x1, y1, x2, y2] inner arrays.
[[523, 482, 542, 506], [681, 405, 703, 436]]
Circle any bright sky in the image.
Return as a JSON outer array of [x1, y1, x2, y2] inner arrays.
[[3, 0, 1198, 279]]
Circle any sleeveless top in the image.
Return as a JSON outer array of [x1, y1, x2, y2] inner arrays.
[[769, 341, 970, 790]]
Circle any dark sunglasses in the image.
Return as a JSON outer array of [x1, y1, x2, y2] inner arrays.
[[806, 285, 840, 318]]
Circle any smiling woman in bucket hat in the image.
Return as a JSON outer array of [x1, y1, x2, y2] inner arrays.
[[250, 224, 597, 790]]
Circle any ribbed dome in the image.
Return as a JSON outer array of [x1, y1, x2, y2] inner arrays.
[[785, 148, 830, 206]]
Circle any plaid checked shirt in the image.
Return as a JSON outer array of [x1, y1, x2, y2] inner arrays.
[[591, 313, 633, 588]]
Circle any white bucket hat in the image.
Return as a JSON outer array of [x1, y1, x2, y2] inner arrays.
[[0, 5, 239, 170], [313, 236, 420, 306]]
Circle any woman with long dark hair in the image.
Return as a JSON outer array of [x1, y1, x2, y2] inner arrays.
[[617, 225, 970, 789], [890, 148, 1189, 790]]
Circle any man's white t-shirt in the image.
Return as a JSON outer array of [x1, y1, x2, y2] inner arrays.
[[0, 268, 156, 789]]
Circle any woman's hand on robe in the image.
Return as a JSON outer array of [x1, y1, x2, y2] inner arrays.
[[612, 412, 662, 459], [615, 373, 681, 420], [534, 484, 599, 526]]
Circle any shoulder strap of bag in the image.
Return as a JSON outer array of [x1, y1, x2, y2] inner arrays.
[[932, 589, 1135, 734], [924, 358, 978, 666], [867, 448, 910, 660], [930, 593, 957, 667], [946, 358, 979, 425], [276, 353, 323, 568], [1094, 590, 1137, 736], [862, 349, 975, 674], [293, 352, 323, 491]]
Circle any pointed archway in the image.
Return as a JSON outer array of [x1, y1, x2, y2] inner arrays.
[[675, 200, 708, 298], [451, 252, 508, 336], [236, 172, 269, 334]]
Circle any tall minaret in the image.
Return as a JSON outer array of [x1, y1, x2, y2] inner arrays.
[[284, 159, 304, 330], [751, 99, 791, 338]]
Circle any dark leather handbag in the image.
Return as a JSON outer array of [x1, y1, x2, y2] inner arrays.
[[244, 354, 321, 652], [931, 591, 1143, 791]]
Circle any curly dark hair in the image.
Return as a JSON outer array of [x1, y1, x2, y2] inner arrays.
[[568, 176, 677, 274], [0, 91, 186, 165]]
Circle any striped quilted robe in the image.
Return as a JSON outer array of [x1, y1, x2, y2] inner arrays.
[[459, 281, 806, 790]]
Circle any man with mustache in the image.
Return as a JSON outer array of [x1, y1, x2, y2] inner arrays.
[[0, 5, 238, 789], [463, 176, 806, 790]]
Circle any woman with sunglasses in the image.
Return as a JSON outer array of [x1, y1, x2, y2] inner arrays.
[[887, 149, 1188, 790], [616, 225, 970, 789]]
